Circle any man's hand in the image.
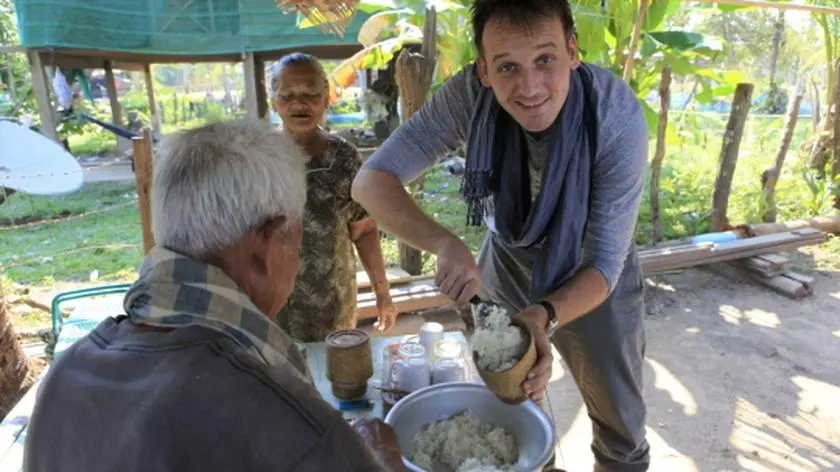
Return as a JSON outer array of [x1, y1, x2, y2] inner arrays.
[[374, 292, 398, 333], [515, 305, 553, 401], [352, 418, 405, 471], [434, 236, 481, 305]]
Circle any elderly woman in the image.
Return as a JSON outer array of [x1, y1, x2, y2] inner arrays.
[[24, 120, 405, 472], [269, 52, 398, 342]]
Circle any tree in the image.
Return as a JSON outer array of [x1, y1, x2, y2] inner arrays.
[[0, 281, 33, 419]]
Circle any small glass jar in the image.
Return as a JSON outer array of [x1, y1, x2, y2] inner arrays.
[[390, 341, 431, 393], [432, 340, 468, 384]]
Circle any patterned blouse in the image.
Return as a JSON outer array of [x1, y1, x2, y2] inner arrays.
[[275, 134, 369, 343]]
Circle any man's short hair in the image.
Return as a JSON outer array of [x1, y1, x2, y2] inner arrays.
[[151, 119, 307, 257], [470, 0, 576, 54]]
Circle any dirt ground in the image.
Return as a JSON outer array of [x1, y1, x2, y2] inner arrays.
[[548, 250, 840, 472]]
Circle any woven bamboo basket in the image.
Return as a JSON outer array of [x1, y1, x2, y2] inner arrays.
[[325, 328, 373, 400], [473, 317, 537, 404]]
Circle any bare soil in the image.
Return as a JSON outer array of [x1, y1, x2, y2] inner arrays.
[[547, 248, 840, 472]]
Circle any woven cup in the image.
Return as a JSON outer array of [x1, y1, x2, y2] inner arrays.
[[326, 329, 373, 400], [473, 317, 537, 404]]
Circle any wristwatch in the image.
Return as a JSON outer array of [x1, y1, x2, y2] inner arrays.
[[536, 300, 559, 337]]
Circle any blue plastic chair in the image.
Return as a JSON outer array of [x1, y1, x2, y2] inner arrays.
[[50, 283, 132, 359]]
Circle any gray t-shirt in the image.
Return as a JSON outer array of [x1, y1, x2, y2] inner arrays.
[[362, 63, 647, 296], [24, 317, 383, 472]]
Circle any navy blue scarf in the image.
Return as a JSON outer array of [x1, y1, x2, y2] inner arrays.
[[461, 64, 597, 301]]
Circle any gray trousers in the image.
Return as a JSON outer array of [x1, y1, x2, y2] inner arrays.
[[477, 232, 650, 472]]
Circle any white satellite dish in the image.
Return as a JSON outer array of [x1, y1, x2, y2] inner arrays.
[[0, 119, 84, 195]]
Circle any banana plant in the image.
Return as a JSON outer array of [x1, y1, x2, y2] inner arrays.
[[297, 0, 739, 136], [319, 0, 476, 97]]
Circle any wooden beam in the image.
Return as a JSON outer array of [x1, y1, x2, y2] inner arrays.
[[132, 128, 155, 253], [710, 83, 753, 231], [27, 52, 58, 143], [243, 52, 268, 120], [0, 46, 26, 54], [693, 0, 840, 16], [143, 64, 161, 135]]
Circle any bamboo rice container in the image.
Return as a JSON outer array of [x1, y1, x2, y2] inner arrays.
[[473, 317, 537, 404], [325, 329, 373, 400]]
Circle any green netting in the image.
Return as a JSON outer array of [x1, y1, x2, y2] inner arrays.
[[14, 0, 369, 56]]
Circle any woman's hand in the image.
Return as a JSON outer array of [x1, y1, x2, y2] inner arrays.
[[374, 290, 398, 333]]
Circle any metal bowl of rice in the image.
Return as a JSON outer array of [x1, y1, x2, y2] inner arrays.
[[384, 382, 556, 472]]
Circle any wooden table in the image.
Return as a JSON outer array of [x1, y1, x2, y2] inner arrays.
[[0, 367, 49, 472], [1, 332, 561, 471], [304, 331, 471, 421]]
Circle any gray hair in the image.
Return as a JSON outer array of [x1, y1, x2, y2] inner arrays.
[[151, 119, 307, 258], [268, 52, 328, 98]]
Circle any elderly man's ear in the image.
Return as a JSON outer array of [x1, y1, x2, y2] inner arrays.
[[251, 216, 295, 272]]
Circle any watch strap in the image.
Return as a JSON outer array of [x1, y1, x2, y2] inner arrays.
[[536, 300, 557, 330]]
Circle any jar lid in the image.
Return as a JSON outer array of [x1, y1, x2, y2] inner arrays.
[[398, 341, 425, 358], [434, 340, 462, 359], [325, 329, 369, 348]]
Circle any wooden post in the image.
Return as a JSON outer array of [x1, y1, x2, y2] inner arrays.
[[394, 7, 437, 275], [650, 65, 671, 243], [27, 51, 58, 143], [132, 128, 156, 253], [243, 52, 268, 120], [622, 0, 649, 84], [104, 60, 129, 153], [143, 64, 161, 135], [761, 84, 804, 222], [710, 83, 754, 231]]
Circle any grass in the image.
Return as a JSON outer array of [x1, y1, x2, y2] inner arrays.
[[1, 113, 838, 292], [0, 182, 143, 286]]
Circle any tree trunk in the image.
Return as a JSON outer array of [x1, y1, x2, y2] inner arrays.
[[808, 59, 840, 173], [710, 83, 754, 231], [0, 283, 33, 419], [768, 10, 785, 87], [394, 8, 437, 276], [650, 65, 671, 243], [812, 78, 821, 133], [762, 84, 804, 223]]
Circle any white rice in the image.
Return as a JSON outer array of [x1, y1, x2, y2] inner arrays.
[[470, 305, 527, 372], [409, 410, 518, 472]]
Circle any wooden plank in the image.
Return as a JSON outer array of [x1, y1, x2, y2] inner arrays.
[[716, 263, 811, 299], [756, 253, 790, 266], [355, 268, 412, 290], [738, 216, 840, 237], [784, 271, 816, 288]]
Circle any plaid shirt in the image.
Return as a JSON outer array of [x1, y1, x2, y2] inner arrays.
[[124, 246, 311, 383]]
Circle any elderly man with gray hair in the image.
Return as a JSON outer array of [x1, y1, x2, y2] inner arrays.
[[24, 119, 405, 472]]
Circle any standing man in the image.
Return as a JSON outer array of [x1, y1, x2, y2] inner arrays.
[[352, 1, 649, 471]]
